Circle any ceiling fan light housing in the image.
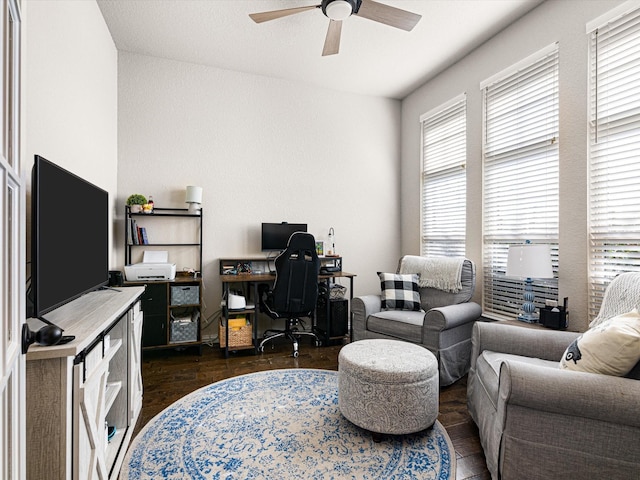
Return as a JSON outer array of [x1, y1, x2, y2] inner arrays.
[[323, 0, 357, 21]]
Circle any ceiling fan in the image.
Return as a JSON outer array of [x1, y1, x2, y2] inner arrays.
[[249, 0, 422, 56]]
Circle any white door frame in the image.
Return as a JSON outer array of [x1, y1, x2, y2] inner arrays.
[[0, 0, 24, 478]]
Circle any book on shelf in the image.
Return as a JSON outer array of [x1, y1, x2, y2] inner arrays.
[[128, 219, 144, 245], [136, 225, 143, 245], [140, 227, 149, 245], [128, 218, 149, 245], [128, 218, 137, 245]]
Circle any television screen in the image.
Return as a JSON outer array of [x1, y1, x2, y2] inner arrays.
[[30, 155, 109, 317], [261, 222, 307, 251]]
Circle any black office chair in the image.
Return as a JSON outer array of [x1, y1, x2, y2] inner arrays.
[[258, 232, 321, 357]]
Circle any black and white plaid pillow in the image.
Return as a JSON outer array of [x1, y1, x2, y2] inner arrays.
[[378, 272, 422, 311]]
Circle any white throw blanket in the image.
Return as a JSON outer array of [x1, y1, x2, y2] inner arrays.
[[399, 255, 465, 293]]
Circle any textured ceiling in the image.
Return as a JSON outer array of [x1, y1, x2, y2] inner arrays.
[[97, 0, 544, 99]]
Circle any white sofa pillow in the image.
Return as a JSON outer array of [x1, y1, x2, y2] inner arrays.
[[559, 309, 640, 376]]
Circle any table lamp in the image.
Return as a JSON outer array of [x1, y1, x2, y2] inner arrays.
[[327, 227, 335, 255], [185, 186, 203, 213], [506, 241, 553, 323]]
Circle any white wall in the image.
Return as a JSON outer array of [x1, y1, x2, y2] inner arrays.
[[117, 52, 402, 336], [23, 0, 623, 334], [25, 0, 118, 264], [401, 0, 626, 332]]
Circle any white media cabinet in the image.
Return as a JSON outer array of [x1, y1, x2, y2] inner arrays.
[[25, 286, 145, 480]]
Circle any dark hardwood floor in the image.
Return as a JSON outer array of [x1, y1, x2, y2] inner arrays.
[[134, 341, 491, 480]]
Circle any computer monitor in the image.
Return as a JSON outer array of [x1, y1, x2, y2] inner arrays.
[[261, 222, 307, 251]]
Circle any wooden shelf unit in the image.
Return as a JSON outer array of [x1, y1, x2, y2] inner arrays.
[[125, 206, 202, 271], [124, 206, 204, 352], [125, 275, 203, 352]]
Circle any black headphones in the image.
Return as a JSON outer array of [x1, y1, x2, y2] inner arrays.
[[21, 322, 63, 354]]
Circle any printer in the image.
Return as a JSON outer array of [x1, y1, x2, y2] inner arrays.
[[124, 251, 176, 281]]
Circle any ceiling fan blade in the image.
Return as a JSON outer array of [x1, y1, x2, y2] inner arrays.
[[355, 0, 421, 31], [322, 20, 342, 56], [249, 5, 318, 24]]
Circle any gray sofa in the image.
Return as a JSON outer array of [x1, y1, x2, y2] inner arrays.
[[468, 272, 640, 480], [351, 256, 482, 385]]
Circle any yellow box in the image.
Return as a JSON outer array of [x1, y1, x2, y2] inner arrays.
[[228, 317, 247, 330]]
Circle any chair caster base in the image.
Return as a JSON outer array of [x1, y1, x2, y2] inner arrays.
[[258, 329, 321, 357]]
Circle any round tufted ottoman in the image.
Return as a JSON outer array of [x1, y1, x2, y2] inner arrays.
[[338, 339, 439, 435]]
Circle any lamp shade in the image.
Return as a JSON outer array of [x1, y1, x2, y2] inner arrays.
[[185, 186, 203, 204], [506, 243, 553, 279]]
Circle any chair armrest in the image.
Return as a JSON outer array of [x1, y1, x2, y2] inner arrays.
[[500, 360, 640, 428], [423, 302, 482, 331], [471, 321, 580, 368], [351, 295, 382, 339]]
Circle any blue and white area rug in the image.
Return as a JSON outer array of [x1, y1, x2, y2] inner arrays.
[[122, 368, 455, 479]]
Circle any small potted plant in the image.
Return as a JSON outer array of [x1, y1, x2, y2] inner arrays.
[[126, 194, 147, 213]]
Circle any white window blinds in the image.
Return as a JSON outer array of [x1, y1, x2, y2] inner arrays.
[[420, 95, 467, 257], [588, 7, 640, 319], [482, 45, 559, 320]]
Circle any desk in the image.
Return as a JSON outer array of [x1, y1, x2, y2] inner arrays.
[[219, 269, 356, 358]]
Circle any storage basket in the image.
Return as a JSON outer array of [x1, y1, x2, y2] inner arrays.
[[170, 311, 199, 344], [330, 283, 347, 299], [219, 318, 253, 348], [171, 285, 200, 305]]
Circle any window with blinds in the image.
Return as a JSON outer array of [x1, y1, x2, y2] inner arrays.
[[420, 95, 467, 257], [588, 7, 640, 320], [482, 44, 559, 320]]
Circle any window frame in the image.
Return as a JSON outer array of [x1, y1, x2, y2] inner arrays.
[[587, 4, 640, 320], [481, 44, 560, 320], [419, 94, 467, 258]]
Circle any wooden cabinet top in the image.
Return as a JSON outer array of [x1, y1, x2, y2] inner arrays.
[[26, 286, 145, 361]]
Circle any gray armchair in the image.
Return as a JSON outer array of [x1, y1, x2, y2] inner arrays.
[[467, 272, 640, 480], [351, 256, 481, 385]]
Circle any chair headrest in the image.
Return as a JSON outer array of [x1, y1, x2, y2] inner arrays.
[[286, 232, 316, 251]]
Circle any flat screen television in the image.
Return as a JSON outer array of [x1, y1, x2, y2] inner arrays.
[[29, 155, 109, 318], [261, 222, 307, 251]]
